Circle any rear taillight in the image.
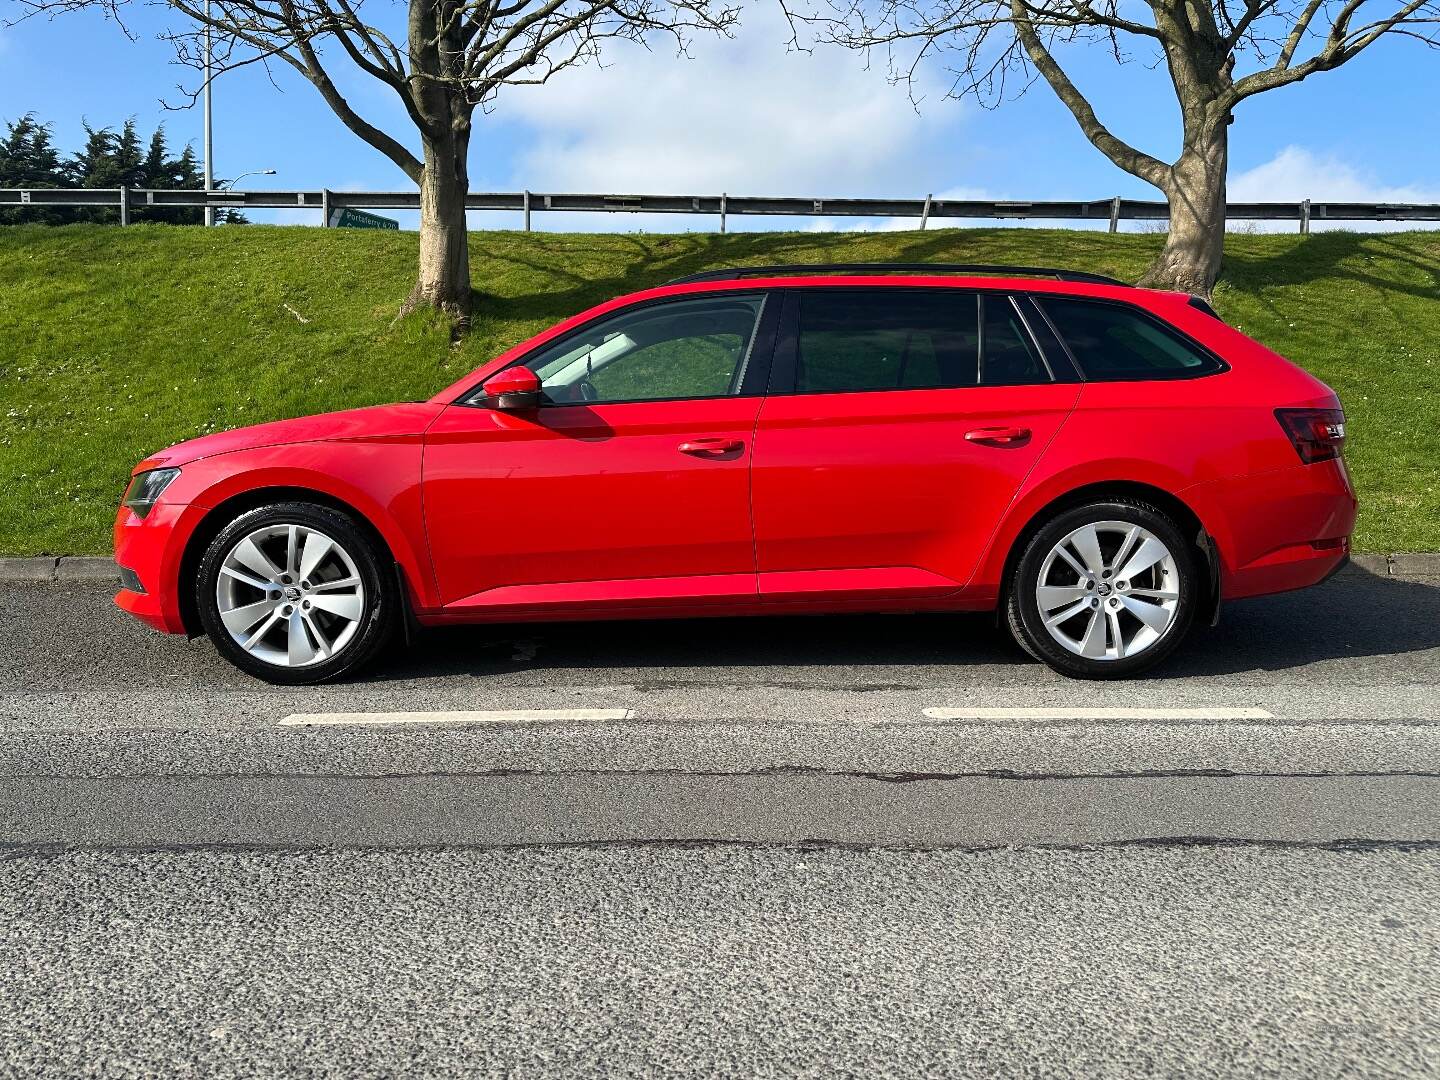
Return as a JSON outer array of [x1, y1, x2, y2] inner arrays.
[[1275, 408, 1346, 464]]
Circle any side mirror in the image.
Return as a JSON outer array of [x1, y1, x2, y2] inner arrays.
[[481, 367, 541, 412]]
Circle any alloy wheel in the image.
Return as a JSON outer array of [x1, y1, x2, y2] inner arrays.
[[1034, 520, 1180, 661], [215, 523, 366, 668]]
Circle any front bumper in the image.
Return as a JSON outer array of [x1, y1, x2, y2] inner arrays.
[[112, 500, 206, 634]]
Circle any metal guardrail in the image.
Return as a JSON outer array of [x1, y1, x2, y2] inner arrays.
[[3, 186, 1439, 233]]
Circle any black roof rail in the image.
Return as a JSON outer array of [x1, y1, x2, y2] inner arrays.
[[663, 263, 1128, 287]]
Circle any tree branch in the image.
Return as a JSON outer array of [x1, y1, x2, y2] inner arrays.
[[1010, 0, 1170, 185], [1230, 0, 1439, 101]]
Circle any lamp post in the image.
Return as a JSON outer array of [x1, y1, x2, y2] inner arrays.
[[203, 0, 214, 226]]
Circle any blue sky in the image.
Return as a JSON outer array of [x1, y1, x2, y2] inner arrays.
[[3, 1, 1438, 231]]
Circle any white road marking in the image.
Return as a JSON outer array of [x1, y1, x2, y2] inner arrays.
[[922, 707, 1275, 721], [278, 709, 636, 727]]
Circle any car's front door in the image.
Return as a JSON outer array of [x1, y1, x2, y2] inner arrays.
[[423, 291, 777, 612], [750, 288, 1081, 601]]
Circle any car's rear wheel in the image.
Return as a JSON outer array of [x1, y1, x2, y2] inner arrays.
[[1005, 498, 1197, 679], [196, 501, 396, 684]]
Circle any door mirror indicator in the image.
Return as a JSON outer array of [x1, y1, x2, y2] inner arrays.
[[482, 367, 542, 412]]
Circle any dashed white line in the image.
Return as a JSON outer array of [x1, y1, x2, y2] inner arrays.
[[922, 707, 1275, 721], [278, 709, 636, 727], [279, 706, 1277, 728]]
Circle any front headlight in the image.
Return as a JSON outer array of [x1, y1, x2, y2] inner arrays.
[[121, 467, 181, 519]]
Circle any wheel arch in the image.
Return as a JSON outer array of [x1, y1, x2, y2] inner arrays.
[[993, 480, 1221, 627], [176, 485, 413, 637]]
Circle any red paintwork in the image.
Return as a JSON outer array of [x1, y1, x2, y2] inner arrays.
[[113, 275, 1357, 639], [424, 395, 762, 611], [751, 383, 1081, 602]]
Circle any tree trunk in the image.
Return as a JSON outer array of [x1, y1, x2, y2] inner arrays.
[[1140, 125, 1228, 296], [404, 125, 472, 323]]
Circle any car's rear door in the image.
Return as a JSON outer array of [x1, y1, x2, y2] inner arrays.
[[423, 291, 779, 612], [749, 287, 1080, 601]]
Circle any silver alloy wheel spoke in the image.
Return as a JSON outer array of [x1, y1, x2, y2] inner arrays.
[[287, 609, 318, 666], [299, 533, 333, 582], [1045, 597, 1092, 628], [1120, 594, 1171, 632], [1105, 608, 1126, 659], [1053, 545, 1090, 579], [1079, 608, 1108, 657], [1117, 537, 1170, 584], [219, 564, 271, 591], [285, 526, 300, 580], [232, 536, 283, 581], [1070, 526, 1105, 576], [216, 523, 365, 668], [220, 598, 273, 636], [311, 576, 360, 592], [241, 610, 283, 653], [1037, 584, 1088, 611], [1035, 520, 1180, 663], [300, 611, 332, 660], [1128, 588, 1180, 602], [310, 592, 363, 621]]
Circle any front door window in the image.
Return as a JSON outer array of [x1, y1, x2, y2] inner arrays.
[[522, 295, 766, 404]]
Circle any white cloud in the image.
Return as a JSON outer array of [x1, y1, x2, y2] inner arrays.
[[1231, 145, 1440, 203], [1229, 146, 1440, 231], [503, 6, 963, 203]]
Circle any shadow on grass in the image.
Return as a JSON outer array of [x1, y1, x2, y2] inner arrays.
[[466, 228, 1161, 329], [464, 228, 1440, 332], [1221, 231, 1440, 304]]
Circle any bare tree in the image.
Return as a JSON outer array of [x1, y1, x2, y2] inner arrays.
[[15, 0, 738, 320], [782, 0, 1439, 293]]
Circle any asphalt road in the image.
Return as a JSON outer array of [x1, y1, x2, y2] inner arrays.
[[4, 845, 1439, 1078], [3, 565, 1439, 1075], [3, 564, 1439, 848]]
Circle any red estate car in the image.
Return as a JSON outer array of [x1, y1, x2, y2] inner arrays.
[[114, 263, 1356, 683]]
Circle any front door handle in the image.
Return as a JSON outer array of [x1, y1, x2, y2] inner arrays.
[[678, 438, 744, 457], [965, 426, 1031, 446]]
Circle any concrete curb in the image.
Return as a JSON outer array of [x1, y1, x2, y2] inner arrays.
[[0, 557, 116, 583], [2, 553, 1438, 584], [1344, 553, 1440, 579]]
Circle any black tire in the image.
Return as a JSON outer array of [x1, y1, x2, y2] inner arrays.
[[196, 501, 397, 685], [1005, 498, 1197, 679]]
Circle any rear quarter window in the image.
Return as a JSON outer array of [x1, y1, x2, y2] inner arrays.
[[1038, 298, 1223, 381]]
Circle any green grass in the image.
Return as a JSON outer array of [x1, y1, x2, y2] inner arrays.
[[1, 223, 1437, 555]]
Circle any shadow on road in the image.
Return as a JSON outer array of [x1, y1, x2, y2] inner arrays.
[[8, 568, 1434, 689], [1155, 569, 1440, 679], [360, 568, 1440, 683]]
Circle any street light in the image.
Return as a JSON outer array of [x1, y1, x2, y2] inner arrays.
[[221, 169, 277, 190], [210, 169, 276, 226]]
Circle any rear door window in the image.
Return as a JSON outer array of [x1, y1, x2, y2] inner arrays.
[[981, 296, 1050, 386], [1038, 298, 1222, 380], [792, 289, 979, 393]]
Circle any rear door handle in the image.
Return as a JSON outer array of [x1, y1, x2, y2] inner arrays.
[[678, 438, 744, 457], [965, 426, 1031, 446]]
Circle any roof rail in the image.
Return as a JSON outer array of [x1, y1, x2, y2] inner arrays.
[[663, 263, 1128, 287]]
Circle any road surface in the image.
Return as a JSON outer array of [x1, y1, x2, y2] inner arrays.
[[2, 564, 1438, 1076]]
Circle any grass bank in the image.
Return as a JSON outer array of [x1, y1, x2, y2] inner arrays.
[[1, 224, 1436, 555]]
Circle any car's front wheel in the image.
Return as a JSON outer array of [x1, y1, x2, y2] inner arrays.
[[196, 501, 397, 684], [1006, 498, 1197, 679]]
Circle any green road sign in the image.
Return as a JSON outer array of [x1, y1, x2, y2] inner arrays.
[[328, 207, 400, 230]]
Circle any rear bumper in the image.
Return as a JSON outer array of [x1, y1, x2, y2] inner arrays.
[[1186, 459, 1357, 601], [112, 500, 205, 634], [1225, 535, 1351, 599]]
